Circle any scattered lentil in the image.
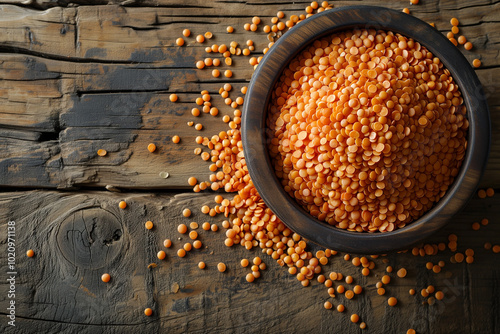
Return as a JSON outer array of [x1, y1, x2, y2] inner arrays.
[[176, 38, 185, 46], [388, 297, 398, 306], [218, 262, 227, 272], [182, 209, 192, 217], [157, 250, 166, 260]]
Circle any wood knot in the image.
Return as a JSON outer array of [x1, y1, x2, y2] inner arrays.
[[56, 207, 124, 269]]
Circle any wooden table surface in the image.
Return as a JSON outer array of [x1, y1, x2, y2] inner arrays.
[[1, 1, 499, 333]]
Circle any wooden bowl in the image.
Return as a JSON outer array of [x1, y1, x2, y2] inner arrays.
[[242, 5, 490, 253]]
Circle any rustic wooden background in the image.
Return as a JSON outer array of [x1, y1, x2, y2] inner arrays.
[[0, 1, 499, 333]]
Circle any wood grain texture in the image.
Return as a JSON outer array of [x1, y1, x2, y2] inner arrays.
[[0, 1, 499, 189], [0, 190, 499, 334]]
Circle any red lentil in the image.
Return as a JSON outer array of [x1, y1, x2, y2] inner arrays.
[[218, 262, 227, 272], [388, 297, 398, 306], [157, 250, 166, 260], [176, 38, 185, 46]]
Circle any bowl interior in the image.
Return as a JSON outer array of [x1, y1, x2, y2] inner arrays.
[[242, 5, 490, 254]]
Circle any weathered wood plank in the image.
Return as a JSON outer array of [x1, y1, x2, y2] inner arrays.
[[0, 190, 499, 333], [0, 2, 499, 63]]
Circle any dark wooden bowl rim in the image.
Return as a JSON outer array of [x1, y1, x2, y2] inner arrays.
[[242, 5, 490, 253]]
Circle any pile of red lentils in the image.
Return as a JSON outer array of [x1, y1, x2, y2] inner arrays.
[[267, 29, 469, 232], [76, 1, 495, 332]]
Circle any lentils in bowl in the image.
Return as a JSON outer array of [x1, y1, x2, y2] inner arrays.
[[242, 6, 490, 253], [267, 28, 468, 233]]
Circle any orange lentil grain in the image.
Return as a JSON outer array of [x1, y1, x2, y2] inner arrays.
[[101, 273, 111, 282], [176, 38, 185, 46], [157, 250, 166, 260], [454, 253, 465, 263], [388, 297, 398, 306], [118, 201, 127, 209], [144, 308, 153, 316], [178, 224, 188, 234], [217, 262, 227, 272], [182, 209, 191, 217], [97, 149, 107, 157], [188, 177, 197, 186], [145, 221, 154, 230], [26, 249, 35, 257]]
